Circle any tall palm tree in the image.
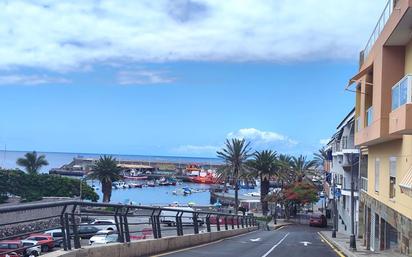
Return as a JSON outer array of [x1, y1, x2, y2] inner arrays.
[[290, 155, 317, 182], [87, 155, 122, 202], [250, 150, 277, 216], [16, 151, 49, 174], [276, 154, 293, 184], [216, 138, 252, 214], [314, 148, 328, 169]]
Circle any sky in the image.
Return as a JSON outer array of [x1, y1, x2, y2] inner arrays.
[[0, 0, 387, 157]]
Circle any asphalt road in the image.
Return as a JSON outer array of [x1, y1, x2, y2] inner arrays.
[[151, 225, 342, 257]]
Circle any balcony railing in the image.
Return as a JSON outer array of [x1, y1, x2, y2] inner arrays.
[[366, 107, 373, 127], [392, 75, 412, 110], [361, 177, 368, 192], [363, 0, 395, 61]]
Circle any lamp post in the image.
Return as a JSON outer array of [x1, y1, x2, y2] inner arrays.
[[349, 153, 357, 250], [332, 175, 337, 238]]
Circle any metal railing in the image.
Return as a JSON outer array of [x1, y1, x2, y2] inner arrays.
[[361, 177, 368, 192], [0, 201, 256, 255], [392, 74, 412, 110], [363, 0, 395, 61]]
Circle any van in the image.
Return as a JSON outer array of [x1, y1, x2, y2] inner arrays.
[[160, 207, 204, 227]]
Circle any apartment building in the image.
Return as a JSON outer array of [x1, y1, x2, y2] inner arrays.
[[325, 109, 360, 236], [347, 0, 412, 255]]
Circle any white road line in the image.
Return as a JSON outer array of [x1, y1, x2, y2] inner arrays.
[[261, 233, 290, 257]]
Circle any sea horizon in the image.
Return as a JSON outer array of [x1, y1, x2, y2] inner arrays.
[[0, 149, 222, 173]]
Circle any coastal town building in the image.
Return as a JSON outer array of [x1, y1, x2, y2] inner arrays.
[[325, 109, 360, 236], [347, 0, 412, 255]]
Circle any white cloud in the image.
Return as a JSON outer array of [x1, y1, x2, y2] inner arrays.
[[0, 74, 69, 85], [117, 69, 176, 85], [319, 138, 330, 145], [0, 0, 387, 70], [173, 144, 219, 155], [227, 128, 298, 147]]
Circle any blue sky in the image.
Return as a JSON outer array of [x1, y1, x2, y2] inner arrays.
[[0, 0, 387, 157]]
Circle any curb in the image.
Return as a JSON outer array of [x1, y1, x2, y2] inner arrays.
[[319, 231, 353, 257]]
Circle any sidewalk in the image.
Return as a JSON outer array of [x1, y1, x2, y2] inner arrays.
[[268, 219, 293, 230], [319, 230, 405, 257]]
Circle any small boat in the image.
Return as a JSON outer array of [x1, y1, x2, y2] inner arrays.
[[147, 181, 156, 187], [124, 175, 148, 180]]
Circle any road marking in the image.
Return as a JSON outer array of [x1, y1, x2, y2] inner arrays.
[[250, 238, 261, 242], [317, 232, 346, 257], [275, 225, 287, 231], [300, 241, 312, 246], [151, 229, 259, 257], [261, 233, 290, 257]]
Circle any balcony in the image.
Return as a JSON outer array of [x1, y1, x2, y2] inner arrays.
[[363, 0, 395, 62], [389, 75, 412, 134]]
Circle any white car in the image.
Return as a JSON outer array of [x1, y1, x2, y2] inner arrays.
[[84, 219, 117, 231], [160, 207, 204, 227], [21, 240, 41, 257], [88, 230, 118, 245]]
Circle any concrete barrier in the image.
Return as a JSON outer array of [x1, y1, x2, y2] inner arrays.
[[44, 227, 257, 257]]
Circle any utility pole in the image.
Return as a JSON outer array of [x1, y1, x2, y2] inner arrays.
[[350, 153, 357, 250], [332, 174, 337, 238]]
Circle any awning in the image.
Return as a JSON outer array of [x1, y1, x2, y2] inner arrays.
[[400, 165, 412, 197], [346, 63, 373, 89]]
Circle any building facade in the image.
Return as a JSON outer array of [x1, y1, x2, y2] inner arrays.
[[326, 109, 360, 236], [348, 0, 412, 255]]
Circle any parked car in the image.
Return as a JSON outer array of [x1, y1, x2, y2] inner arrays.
[[0, 240, 24, 257], [309, 213, 327, 227], [160, 207, 204, 227], [129, 228, 152, 241], [25, 235, 54, 252], [77, 226, 100, 239], [209, 216, 239, 225], [20, 240, 41, 257], [83, 220, 116, 231], [88, 230, 118, 245], [43, 229, 64, 247]]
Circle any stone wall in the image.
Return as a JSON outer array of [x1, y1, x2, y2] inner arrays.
[[43, 227, 257, 257]]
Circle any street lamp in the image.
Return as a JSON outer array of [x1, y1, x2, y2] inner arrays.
[[349, 153, 357, 250], [332, 175, 337, 238]]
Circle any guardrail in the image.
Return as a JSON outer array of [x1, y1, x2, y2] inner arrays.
[[0, 201, 256, 256], [363, 0, 394, 61]]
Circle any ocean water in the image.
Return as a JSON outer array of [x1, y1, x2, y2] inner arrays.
[[0, 150, 222, 173], [89, 181, 258, 206]]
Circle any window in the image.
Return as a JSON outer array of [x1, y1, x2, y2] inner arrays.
[[375, 158, 380, 192], [389, 157, 397, 199]]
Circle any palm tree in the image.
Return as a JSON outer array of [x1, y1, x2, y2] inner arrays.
[[290, 155, 317, 182], [250, 150, 277, 216], [216, 138, 252, 214], [276, 154, 293, 184], [16, 151, 49, 174], [87, 155, 122, 202], [314, 148, 328, 169]]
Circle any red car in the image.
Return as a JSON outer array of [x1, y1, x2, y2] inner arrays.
[[25, 234, 54, 252], [0, 240, 23, 257], [309, 213, 327, 227], [209, 216, 239, 225]]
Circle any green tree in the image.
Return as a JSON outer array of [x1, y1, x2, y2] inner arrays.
[[250, 150, 277, 216], [0, 169, 98, 202], [87, 155, 122, 202], [217, 138, 252, 214], [16, 151, 49, 174], [290, 155, 317, 182]]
